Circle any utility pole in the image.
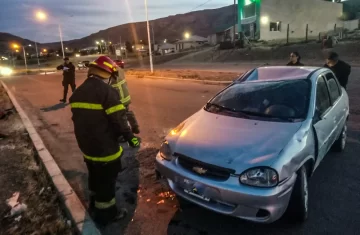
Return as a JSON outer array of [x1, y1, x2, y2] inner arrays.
[[145, 0, 153, 73], [22, 46, 28, 73], [233, 0, 236, 42], [58, 24, 65, 58], [152, 23, 155, 47]]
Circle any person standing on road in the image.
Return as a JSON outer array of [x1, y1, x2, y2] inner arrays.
[[57, 57, 76, 103], [324, 52, 351, 89], [109, 61, 140, 134], [287, 52, 304, 66], [69, 56, 140, 226]]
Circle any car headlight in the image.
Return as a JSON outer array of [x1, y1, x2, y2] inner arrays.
[[159, 141, 172, 161], [0, 67, 13, 76], [170, 122, 185, 136], [239, 167, 278, 188]]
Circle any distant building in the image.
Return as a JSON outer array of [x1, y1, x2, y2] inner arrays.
[[208, 25, 238, 45], [158, 43, 176, 55], [234, 0, 346, 41], [133, 44, 148, 51], [175, 35, 208, 51]]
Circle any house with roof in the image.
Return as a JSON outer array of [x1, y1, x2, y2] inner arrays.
[[175, 35, 208, 52]]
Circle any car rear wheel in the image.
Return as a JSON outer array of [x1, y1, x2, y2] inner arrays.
[[286, 165, 308, 223], [332, 124, 347, 152]]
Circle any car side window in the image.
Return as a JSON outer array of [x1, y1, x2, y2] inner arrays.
[[316, 76, 331, 116], [325, 73, 341, 104]]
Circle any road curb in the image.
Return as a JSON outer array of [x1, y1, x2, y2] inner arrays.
[[0, 81, 101, 235], [140, 75, 233, 85]]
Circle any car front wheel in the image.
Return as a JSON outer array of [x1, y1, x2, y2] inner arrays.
[[332, 124, 347, 152], [285, 165, 308, 223]]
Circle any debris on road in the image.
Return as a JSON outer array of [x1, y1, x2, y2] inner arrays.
[[156, 200, 165, 205]]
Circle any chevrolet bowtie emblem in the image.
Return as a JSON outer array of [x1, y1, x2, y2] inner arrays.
[[192, 166, 207, 174]]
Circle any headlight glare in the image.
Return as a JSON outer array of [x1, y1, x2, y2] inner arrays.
[[159, 141, 172, 161], [0, 67, 13, 76], [240, 167, 278, 188]]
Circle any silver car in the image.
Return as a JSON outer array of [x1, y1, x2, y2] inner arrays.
[[155, 66, 349, 223]]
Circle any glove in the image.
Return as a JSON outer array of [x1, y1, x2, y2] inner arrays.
[[128, 137, 140, 148]]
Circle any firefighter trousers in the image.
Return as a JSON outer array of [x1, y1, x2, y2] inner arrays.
[[86, 158, 122, 225], [126, 105, 140, 133]]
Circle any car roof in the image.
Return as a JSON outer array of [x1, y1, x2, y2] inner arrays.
[[242, 66, 322, 82]]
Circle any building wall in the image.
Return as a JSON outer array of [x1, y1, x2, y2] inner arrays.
[[208, 34, 217, 45], [175, 42, 204, 51], [259, 0, 343, 41], [343, 19, 359, 31]]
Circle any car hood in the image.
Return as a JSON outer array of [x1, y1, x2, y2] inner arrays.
[[169, 109, 303, 173]]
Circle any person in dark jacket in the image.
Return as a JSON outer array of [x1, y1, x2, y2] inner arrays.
[[287, 52, 304, 66], [324, 52, 351, 89], [57, 57, 76, 103], [69, 56, 140, 226]]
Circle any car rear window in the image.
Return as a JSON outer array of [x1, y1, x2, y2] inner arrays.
[[207, 79, 311, 121]]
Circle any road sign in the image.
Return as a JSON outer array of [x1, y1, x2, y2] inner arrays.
[[116, 49, 121, 56]]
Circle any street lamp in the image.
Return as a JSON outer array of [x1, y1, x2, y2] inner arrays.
[[184, 32, 191, 39], [144, 0, 154, 73], [35, 10, 65, 58], [96, 41, 103, 54]]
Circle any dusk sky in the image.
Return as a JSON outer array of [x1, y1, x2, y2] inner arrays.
[[0, 0, 231, 43]]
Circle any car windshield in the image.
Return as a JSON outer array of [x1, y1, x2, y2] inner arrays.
[[205, 79, 311, 122]]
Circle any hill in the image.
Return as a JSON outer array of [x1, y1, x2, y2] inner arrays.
[[42, 5, 236, 50], [0, 32, 38, 53]]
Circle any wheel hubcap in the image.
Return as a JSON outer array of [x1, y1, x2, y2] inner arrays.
[[303, 171, 308, 212]]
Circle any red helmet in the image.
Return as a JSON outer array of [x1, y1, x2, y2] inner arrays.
[[89, 56, 118, 74]]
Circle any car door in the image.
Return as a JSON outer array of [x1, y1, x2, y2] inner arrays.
[[313, 75, 334, 164], [324, 72, 346, 143]]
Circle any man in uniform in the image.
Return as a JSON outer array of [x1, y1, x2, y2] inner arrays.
[[69, 56, 140, 225], [57, 57, 76, 103]]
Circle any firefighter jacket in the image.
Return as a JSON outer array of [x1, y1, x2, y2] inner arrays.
[[109, 68, 131, 106], [69, 75, 133, 163]]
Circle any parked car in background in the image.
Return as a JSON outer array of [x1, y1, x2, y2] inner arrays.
[[77, 61, 90, 70], [156, 66, 349, 224], [114, 59, 125, 68]]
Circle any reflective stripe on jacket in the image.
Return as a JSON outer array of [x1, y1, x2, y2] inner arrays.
[[69, 75, 133, 162], [110, 69, 131, 106]]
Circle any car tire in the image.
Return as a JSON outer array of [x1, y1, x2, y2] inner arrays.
[[286, 165, 308, 223], [332, 124, 347, 152]]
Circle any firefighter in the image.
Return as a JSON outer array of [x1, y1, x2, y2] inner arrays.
[[56, 57, 76, 103], [108, 62, 140, 134], [69, 56, 140, 225]]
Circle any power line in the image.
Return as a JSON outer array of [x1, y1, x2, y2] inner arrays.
[[190, 0, 213, 11]]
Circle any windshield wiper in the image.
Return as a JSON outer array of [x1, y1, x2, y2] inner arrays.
[[206, 103, 235, 112], [206, 103, 250, 118], [237, 110, 296, 122]]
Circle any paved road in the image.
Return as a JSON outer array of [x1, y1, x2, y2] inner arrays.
[[1, 68, 360, 235]]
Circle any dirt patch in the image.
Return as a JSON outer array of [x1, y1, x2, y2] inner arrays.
[[0, 86, 74, 235], [126, 69, 240, 81]]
